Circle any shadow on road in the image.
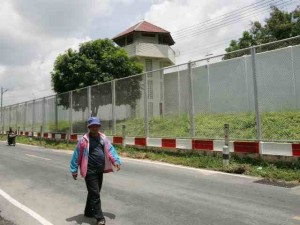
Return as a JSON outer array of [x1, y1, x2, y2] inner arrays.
[[103, 212, 116, 219], [66, 212, 116, 224], [66, 214, 94, 225]]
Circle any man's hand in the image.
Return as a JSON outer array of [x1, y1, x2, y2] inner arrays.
[[114, 164, 121, 171], [72, 173, 78, 180]]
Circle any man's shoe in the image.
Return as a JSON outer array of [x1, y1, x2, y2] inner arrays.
[[97, 217, 106, 225]]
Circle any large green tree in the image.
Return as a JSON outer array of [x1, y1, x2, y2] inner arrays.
[[225, 6, 300, 59], [51, 39, 143, 116]]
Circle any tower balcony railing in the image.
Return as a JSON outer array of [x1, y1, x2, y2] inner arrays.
[[124, 42, 175, 64]]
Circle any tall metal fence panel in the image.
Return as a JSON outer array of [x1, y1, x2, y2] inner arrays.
[[17, 103, 25, 132], [192, 49, 257, 140], [148, 69, 172, 137], [91, 81, 113, 135], [25, 102, 33, 131], [1, 36, 300, 142], [33, 99, 43, 132], [45, 96, 56, 133], [255, 41, 300, 142], [115, 74, 145, 137], [293, 46, 300, 109], [161, 65, 191, 138], [56, 92, 70, 133], [9, 105, 16, 131], [3, 106, 10, 132]]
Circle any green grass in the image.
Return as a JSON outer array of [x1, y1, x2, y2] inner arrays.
[[118, 147, 300, 182], [115, 111, 300, 141], [1, 134, 300, 182], [8, 111, 299, 141]]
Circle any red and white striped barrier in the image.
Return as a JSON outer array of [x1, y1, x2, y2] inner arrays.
[[107, 136, 300, 157], [14, 132, 300, 157]]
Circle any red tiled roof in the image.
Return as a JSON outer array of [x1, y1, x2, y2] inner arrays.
[[113, 21, 170, 40]]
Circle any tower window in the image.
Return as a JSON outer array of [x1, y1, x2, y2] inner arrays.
[[142, 33, 155, 37], [127, 34, 134, 45]]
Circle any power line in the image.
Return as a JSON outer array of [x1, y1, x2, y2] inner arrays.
[[178, 35, 242, 54], [173, 0, 299, 57], [172, 0, 275, 36], [174, 0, 296, 40], [136, 0, 295, 54]]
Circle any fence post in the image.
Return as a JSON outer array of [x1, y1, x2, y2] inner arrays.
[[32, 100, 35, 135], [112, 80, 116, 135], [2, 107, 4, 134], [24, 102, 27, 132], [290, 46, 298, 108], [9, 106, 11, 130], [55, 95, 58, 132], [1, 108, 2, 134], [223, 124, 230, 167], [207, 59, 212, 112], [69, 91, 73, 134], [177, 67, 181, 115], [144, 73, 149, 137], [224, 123, 229, 146], [251, 47, 262, 152], [87, 86, 92, 117], [42, 97, 46, 137], [244, 55, 251, 112], [122, 125, 126, 150], [66, 128, 70, 148], [2, 107, 5, 133], [15, 104, 18, 132], [188, 61, 195, 137], [39, 125, 43, 145], [160, 68, 165, 117]]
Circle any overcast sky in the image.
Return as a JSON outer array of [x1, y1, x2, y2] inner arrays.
[[0, 0, 298, 105]]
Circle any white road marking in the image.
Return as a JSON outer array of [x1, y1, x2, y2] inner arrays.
[[0, 188, 53, 225], [51, 149, 73, 154], [293, 216, 300, 220], [2, 141, 256, 179], [26, 154, 51, 161]]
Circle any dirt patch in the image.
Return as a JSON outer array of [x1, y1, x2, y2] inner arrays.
[[222, 164, 251, 174], [254, 178, 300, 188]]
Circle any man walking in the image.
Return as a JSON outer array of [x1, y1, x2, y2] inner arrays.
[[70, 117, 121, 225]]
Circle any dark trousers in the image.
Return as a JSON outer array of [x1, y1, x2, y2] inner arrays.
[[84, 170, 104, 220]]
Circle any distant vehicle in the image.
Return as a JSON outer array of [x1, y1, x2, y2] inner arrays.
[[7, 128, 16, 146]]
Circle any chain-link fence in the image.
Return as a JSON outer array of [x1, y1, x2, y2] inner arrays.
[[192, 48, 257, 140], [254, 38, 300, 142], [1, 36, 300, 142], [91, 81, 113, 135], [115, 74, 145, 137]]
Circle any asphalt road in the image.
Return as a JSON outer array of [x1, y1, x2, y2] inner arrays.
[[0, 142, 299, 225]]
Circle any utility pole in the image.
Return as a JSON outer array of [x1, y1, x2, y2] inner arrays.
[[1, 87, 8, 133]]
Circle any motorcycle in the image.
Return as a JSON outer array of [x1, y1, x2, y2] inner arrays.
[[7, 133, 16, 146]]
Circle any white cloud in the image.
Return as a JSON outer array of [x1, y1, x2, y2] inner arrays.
[[10, 0, 112, 37], [0, 0, 99, 105], [1, 0, 298, 106], [0, 66, 6, 74], [1, 36, 91, 105]]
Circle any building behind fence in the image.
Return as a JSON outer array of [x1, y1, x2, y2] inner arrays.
[[1, 37, 300, 142]]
